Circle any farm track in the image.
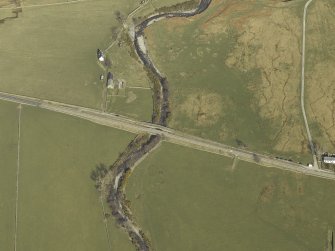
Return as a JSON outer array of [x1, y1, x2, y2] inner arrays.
[[301, 0, 318, 168]]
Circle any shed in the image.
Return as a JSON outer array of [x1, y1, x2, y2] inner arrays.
[[97, 49, 105, 62], [106, 72, 114, 89], [323, 156, 335, 164]]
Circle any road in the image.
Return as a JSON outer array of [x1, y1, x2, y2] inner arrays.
[[301, 0, 318, 168], [1, 91, 335, 181]]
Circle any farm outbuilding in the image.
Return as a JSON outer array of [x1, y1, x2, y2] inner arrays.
[[97, 49, 105, 62], [323, 156, 335, 164], [106, 72, 114, 89]]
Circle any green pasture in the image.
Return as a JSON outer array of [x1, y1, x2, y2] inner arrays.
[[0, 0, 136, 108], [107, 88, 153, 122], [127, 142, 335, 251], [0, 101, 19, 251], [107, 42, 150, 89], [15, 106, 134, 251]]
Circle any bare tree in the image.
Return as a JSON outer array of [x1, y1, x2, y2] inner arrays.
[[114, 10, 125, 24]]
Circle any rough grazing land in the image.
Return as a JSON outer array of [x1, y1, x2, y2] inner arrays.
[[143, 0, 312, 163], [127, 142, 335, 251], [306, 0, 335, 154], [16, 106, 134, 251]]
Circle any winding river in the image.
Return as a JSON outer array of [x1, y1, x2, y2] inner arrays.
[[133, 0, 212, 126], [108, 1, 213, 250]]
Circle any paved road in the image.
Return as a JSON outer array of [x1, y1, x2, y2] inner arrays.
[[301, 0, 318, 168], [1, 91, 334, 181]]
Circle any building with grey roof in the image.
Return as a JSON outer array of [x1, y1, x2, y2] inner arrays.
[[106, 72, 114, 89]]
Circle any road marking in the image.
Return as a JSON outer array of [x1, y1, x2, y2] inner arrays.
[[14, 104, 22, 251], [301, 0, 318, 169]]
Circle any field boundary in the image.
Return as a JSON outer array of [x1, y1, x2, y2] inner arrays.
[[14, 104, 22, 251], [0, 0, 91, 10], [99, 196, 112, 251]]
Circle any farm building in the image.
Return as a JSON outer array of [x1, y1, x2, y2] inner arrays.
[[323, 156, 335, 164], [97, 49, 105, 62], [118, 79, 125, 89], [106, 72, 114, 89]]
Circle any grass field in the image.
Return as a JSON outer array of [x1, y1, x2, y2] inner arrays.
[[107, 88, 153, 122], [132, 0, 312, 164], [102, 0, 210, 121], [0, 0, 196, 121], [0, 101, 19, 251], [305, 0, 335, 155], [102, 0, 199, 120], [0, 0, 137, 109], [127, 142, 335, 251], [3, 105, 135, 251]]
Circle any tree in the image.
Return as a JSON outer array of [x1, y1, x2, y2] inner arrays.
[[114, 10, 125, 24], [252, 153, 260, 163], [90, 163, 108, 181]]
